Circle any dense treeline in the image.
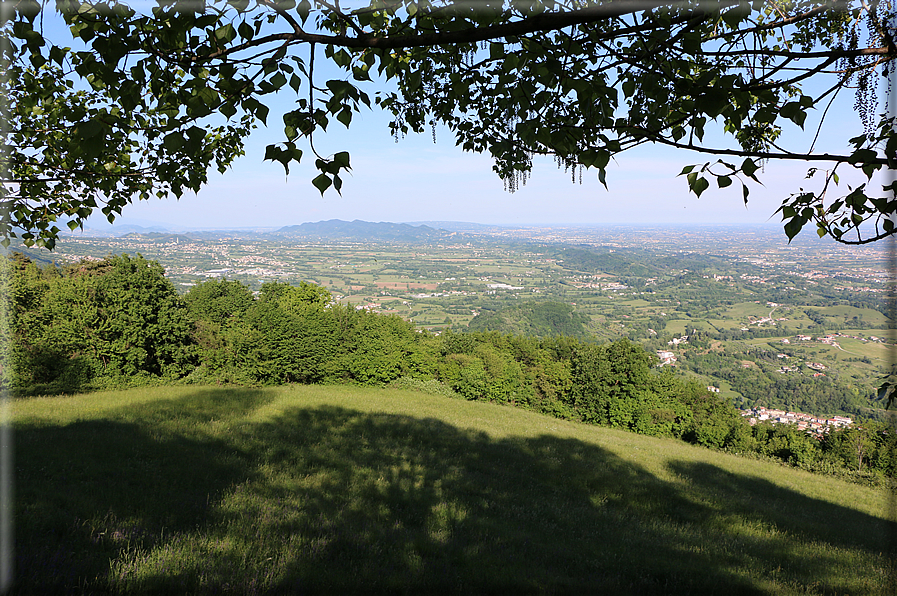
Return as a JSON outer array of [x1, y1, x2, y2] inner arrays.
[[4, 253, 196, 392], [680, 348, 876, 420], [466, 301, 590, 338], [3, 254, 894, 482]]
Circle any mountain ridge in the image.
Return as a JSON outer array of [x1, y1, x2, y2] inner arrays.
[[274, 219, 458, 242]]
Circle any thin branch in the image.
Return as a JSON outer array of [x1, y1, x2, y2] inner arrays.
[[705, 2, 837, 41], [696, 46, 892, 59], [175, 0, 734, 62], [632, 133, 890, 165], [317, 0, 367, 37]]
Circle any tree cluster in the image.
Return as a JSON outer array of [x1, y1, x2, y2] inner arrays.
[[465, 300, 591, 337], [680, 346, 877, 418], [4, 252, 893, 482]]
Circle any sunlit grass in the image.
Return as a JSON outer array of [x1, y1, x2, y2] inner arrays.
[[12, 384, 896, 594]]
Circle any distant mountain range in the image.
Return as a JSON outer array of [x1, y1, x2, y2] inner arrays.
[[274, 219, 460, 242], [62, 219, 493, 243]]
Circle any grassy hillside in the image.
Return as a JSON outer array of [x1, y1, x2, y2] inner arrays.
[[13, 385, 896, 594]]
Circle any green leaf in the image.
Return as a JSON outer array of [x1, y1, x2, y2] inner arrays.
[[238, 20, 254, 41], [163, 132, 184, 151], [717, 175, 732, 189], [849, 148, 878, 165], [312, 173, 332, 195], [219, 102, 237, 119], [332, 151, 350, 169], [332, 49, 352, 68], [336, 107, 352, 128], [407, 70, 422, 92], [76, 119, 103, 140], [297, 0, 312, 22], [861, 163, 880, 179], [783, 217, 804, 241], [876, 380, 895, 409], [691, 177, 710, 198], [214, 24, 236, 43], [268, 72, 287, 91]]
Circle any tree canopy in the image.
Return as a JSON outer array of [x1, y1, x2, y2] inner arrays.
[[1, 0, 895, 247]]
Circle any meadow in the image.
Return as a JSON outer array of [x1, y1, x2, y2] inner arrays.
[[13, 384, 896, 594]]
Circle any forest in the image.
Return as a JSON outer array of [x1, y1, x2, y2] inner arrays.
[[3, 252, 895, 482]]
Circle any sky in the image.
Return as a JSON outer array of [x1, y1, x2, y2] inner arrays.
[[38, 3, 892, 234]]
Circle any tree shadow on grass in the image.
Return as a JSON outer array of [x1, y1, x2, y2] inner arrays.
[[666, 460, 897, 594], [13, 393, 895, 594], [13, 387, 275, 593]]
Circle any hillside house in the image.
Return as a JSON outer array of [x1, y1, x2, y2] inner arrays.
[[656, 351, 677, 366]]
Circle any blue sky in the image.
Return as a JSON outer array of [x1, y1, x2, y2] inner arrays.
[[103, 87, 878, 232], [48, 4, 890, 233]]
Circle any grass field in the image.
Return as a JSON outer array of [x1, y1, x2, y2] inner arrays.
[[12, 385, 897, 594]]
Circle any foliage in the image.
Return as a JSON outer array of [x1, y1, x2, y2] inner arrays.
[[7, 252, 895, 479], [259, 279, 332, 311], [0, 2, 253, 249], [389, 374, 459, 398], [183, 277, 255, 322], [8, 253, 196, 393], [467, 300, 591, 337], [681, 346, 876, 418], [2, 1, 895, 246]]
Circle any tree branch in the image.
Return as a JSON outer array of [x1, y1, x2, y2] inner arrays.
[[178, 0, 735, 62], [629, 134, 890, 165]]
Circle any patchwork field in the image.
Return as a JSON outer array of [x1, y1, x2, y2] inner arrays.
[[32, 225, 893, 418]]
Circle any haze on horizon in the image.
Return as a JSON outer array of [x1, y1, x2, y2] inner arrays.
[[80, 70, 877, 234]]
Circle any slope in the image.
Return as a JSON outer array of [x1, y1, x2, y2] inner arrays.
[[13, 384, 895, 594]]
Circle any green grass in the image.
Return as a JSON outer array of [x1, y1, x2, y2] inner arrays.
[[12, 385, 896, 594], [724, 302, 773, 319], [817, 305, 888, 326], [666, 318, 694, 335]]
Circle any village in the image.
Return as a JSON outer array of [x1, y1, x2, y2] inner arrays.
[[740, 407, 853, 437]]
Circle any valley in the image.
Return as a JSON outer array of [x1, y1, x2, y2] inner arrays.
[[30, 222, 894, 420]]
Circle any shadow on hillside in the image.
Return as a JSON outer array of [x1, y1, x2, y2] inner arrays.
[[13, 388, 273, 591], [666, 459, 897, 593], [667, 460, 897, 554], [13, 389, 895, 594]]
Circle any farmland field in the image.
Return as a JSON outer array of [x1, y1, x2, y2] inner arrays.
[[24, 222, 893, 419]]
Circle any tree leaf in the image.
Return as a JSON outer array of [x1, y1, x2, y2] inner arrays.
[[332, 151, 350, 170], [163, 132, 184, 151], [312, 173, 332, 195], [691, 177, 710, 198]]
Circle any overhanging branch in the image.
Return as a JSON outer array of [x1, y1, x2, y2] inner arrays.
[[179, 0, 735, 62]]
